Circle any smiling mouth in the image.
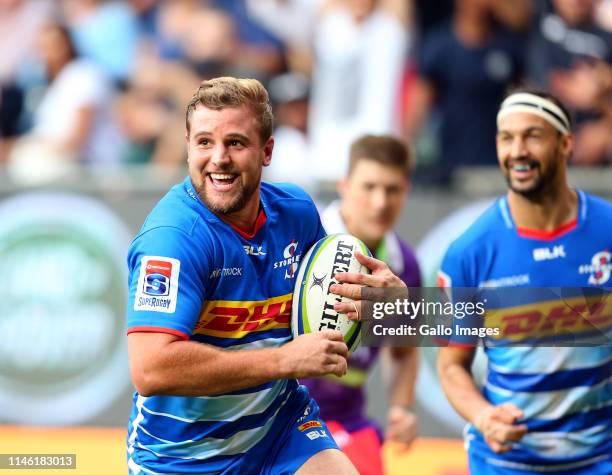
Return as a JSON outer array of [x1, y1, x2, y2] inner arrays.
[[207, 173, 238, 191], [510, 162, 536, 172], [506, 160, 539, 178]]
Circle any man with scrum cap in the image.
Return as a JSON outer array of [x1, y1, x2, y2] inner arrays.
[[437, 90, 612, 474]]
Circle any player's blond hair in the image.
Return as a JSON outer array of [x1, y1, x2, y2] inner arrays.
[[185, 77, 273, 144]]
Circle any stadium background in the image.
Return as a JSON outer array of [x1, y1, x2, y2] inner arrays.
[[0, 1, 610, 474]]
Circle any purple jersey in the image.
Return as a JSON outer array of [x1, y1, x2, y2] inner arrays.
[[301, 201, 421, 430]]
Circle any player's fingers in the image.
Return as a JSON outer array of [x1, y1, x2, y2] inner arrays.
[[486, 438, 512, 454], [498, 403, 524, 420], [354, 251, 388, 272], [330, 282, 362, 300], [334, 271, 379, 287], [333, 300, 361, 318], [489, 422, 527, 443], [492, 408, 518, 425], [320, 330, 345, 341], [502, 424, 528, 441], [327, 340, 349, 358], [329, 355, 347, 377]]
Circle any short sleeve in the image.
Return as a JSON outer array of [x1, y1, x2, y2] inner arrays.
[[126, 227, 209, 340], [438, 241, 480, 347]]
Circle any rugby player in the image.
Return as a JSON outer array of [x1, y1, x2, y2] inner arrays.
[[125, 77, 406, 474], [437, 90, 612, 473], [302, 134, 420, 475]]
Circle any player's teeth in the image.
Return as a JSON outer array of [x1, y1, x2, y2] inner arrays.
[[513, 164, 530, 171], [211, 174, 234, 180]]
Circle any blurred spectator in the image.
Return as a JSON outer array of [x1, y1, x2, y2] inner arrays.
[[116, 54, 199, 168], [152, 0, 204, 61], [181, 8, 240, 79], [244, 0, 324, 72], [8, 23, 125, 183], [128, 0, 161, 39], [412, 0, 454, 39], [0, 0, 53, 163], [212, 0, 286, 80], [595, 0, 612, 32], [60, 0, 139, 83], [0, 84, 23, 164], [405, 0, 530, 184], [527, 0, 612, 165], [308, 0, 413, 182], [264, 72, 311, 184], [0, 0, 54, 83]]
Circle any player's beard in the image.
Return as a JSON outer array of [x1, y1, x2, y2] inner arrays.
[[504, 151, 560, 202], [196, 172, 260, 215]]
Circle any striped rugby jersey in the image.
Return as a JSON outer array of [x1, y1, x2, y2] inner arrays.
[[126, 178, 325, 473], [439, 190, 612, 471]]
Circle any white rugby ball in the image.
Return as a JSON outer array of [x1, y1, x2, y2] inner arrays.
[[291, 233, 371, 352]]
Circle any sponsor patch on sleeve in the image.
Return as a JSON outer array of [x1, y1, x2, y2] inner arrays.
[[134, 256, 181, 313]]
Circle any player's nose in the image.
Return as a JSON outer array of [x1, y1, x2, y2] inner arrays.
[[210, 144, 231, 166], [509, 136, 528, 159]]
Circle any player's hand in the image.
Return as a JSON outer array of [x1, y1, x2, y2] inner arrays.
[[330, 252, 407, 321], [474, 403, 527, 453], [280, 331, 348, 378], [385, 405, 418, 450]]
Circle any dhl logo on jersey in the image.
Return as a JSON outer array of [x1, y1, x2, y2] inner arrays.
[[193, 293, 292, 338], [298, 421, 322, 432], [483, 294, 612, 342]]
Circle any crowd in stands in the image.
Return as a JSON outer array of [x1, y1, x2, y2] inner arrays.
[[0, 0, 611, 186]]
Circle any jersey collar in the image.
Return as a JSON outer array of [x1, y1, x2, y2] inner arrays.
[[498, 189, 586, 241]]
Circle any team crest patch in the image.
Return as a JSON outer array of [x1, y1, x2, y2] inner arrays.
[[134, 256, 181, 313]]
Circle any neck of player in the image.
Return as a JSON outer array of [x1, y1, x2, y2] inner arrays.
[[507, 183, 578, 232], [219, 191, 263, 235]]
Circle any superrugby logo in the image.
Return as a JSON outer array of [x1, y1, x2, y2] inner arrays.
[[273, 240, 301, 279], [135, 256, 180, 313], [579, 251, 612, 286], [144, 260, 172, 296]]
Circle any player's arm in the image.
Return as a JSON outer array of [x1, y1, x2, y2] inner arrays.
[[128, 330, 349, 397], [437, 346, 527, 453], [384, 347, 419, 447]]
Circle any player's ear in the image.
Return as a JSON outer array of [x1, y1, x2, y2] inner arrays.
[[560, 133, 573, 162], [185, 134, 190, 163], [262, 136, 274, 167]]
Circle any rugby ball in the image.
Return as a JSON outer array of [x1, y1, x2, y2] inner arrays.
[[291, 233, 371, 352]]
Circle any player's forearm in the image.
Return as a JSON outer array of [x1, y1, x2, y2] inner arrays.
[[134, 341, 288, 397], [388, 347, 418, 408], [438, 359, 491, 426]]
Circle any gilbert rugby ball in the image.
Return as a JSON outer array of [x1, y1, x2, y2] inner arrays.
[[291, 233, 371, 352]]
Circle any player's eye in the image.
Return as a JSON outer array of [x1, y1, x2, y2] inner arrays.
[[229, 139, 243, 147], [198, 138, 210, 146]]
